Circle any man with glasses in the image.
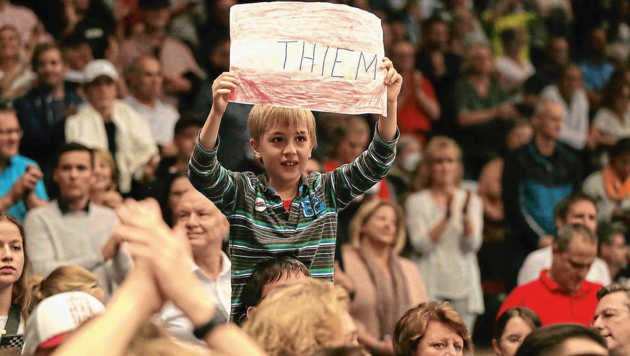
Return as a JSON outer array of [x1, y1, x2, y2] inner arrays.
[[0, 101, 48, 221], [498, 223, 601, 326], [592, 284, 630, 356]]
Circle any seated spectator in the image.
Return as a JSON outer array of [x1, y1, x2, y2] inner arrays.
[[342, 199, 428, 355], [415, 16, 462, 126], [387, 134, 422, 201], [449, 8, 488, 57], [0, 25, 35, 99], [478, 120, 533, 243], [592, 284, 630, 356], [581, 28, 615, 109], [540, 64, 589, 151], [162, 172, 193, 226], [0, 212, 33, 333], [236, 256, 311, 325], [482, 0, 534, 61], [24, 143, 128, 300], [158, 189, 231, 344], [59, 0, 114, 60], [243, 280, 359, 356], [597, 223, 629, 283], [454, 43, 518, 179], [15, 43, 83, 194], [493, 307, 542, 356], [0, 103, 48, 221], [502, 100, 581, 291], [393, 302, 473, 356], [590, 74, 630, 157], [119, 0, 205, 109], [65, 59, 158, 194], [30, 265, 105, 304], [515, 324, 607, 356], [393, 40, 440, 146], [498, 224, 602, 326], [406, 136, 484, 331], [523, 37, 570, 111], [0, 0, 50, 48], [496, 28, 534, 105], [517, 193, 611, 287], [125, 56, 179, 155], [59, 35, 93, 91], [583, 138, 630, 222], [90, 149, 123, 210], [23, 292, 105, 356], [477, 120, 532, 292], [51, 198, 266, 356]]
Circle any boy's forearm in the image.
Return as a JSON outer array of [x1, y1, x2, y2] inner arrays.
[[199, 108, 224, 151], [378, 101, 398, 141]]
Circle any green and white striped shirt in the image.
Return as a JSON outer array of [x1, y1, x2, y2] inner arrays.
[[189, 125, 399, 318]]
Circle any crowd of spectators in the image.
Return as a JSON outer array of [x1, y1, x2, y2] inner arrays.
[[0, 0, 626, 355]]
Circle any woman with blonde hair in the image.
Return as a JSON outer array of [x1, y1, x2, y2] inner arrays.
[[90, 149, 123, 209], [29, 265, 105, 305], [244, 279, 359, 356], [406, 136, 484, 332], [393, 302, 473, 356], [342, 199, 427, 355]]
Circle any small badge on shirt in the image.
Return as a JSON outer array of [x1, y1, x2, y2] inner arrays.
[[255, 197, 266, 212]]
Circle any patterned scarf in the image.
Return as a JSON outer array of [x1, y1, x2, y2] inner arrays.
[[357, 245, 410, 338], [603, 164, 630, 202]]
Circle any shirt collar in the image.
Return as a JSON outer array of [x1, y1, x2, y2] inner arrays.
[[257, 174, 309, 196], [192, 251, 231, 279], [539, 269, 591, 298], [57, 199, 90, 215]]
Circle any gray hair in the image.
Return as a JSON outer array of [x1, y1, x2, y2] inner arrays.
[[555, 223, 597, 253]]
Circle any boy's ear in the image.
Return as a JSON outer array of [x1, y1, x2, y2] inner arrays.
[[250, 139, 262, 160]]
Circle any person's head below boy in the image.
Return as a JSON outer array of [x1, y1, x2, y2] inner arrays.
[[236, 256, 311, 325], [247, 105, 318, 192]]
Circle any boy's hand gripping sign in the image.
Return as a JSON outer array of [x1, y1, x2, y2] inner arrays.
[[229, 2, 387, 116]]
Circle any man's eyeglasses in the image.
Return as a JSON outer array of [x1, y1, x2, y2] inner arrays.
[[590, 308, 630, 326]]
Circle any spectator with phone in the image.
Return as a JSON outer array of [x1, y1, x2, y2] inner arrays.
[[0, 102, 47, 222], [405, 136, 484, 332]]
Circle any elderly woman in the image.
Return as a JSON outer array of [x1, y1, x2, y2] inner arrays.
[[393, 302, 473, 356], [342, 199, 428, 355], [0, 25, 35, 99], [406, 136, 484, 331], [493, 307, 542, 356]]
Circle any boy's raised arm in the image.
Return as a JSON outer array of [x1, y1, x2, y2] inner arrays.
[[377, 58, 403, 141], [199, 72, 240, 150]]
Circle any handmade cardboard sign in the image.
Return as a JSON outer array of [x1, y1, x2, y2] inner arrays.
[[229, 2, 387, 116]]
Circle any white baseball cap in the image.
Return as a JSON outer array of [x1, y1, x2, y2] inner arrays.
[[83, 59, 119, 84], [23, 291, 105, 355]]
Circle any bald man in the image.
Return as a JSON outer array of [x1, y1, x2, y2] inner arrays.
[[502, 100, 583, 292], [157, 189, 231, 344], [125, 56, 180, 152]]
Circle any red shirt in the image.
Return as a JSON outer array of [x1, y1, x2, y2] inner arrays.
[[497, 270, 602, 326]]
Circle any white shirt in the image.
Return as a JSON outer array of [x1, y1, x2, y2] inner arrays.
[[593, 108, 630, 140], [517, 245, 611, 286], [65, 100, 159, 193], [583, 171, 630, 222], [158, 252, 231, 345], [495, 56, 535, 103], [541, 85, 590, 150], [125, 96, 179, 146]]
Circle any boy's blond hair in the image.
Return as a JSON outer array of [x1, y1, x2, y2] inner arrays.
[[248, 105, 317, 147]]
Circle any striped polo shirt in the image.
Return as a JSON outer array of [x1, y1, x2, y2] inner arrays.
[[189, 126, 398, 318]]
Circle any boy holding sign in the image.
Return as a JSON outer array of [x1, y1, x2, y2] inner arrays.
[[189, 58, 402, 319]]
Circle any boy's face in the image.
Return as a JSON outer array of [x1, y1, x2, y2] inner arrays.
[[250, 122, 314, 186]]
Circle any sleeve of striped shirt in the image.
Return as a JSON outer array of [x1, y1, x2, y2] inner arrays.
[[188, 135, 243, 215], [326, 125, 399, 211]]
